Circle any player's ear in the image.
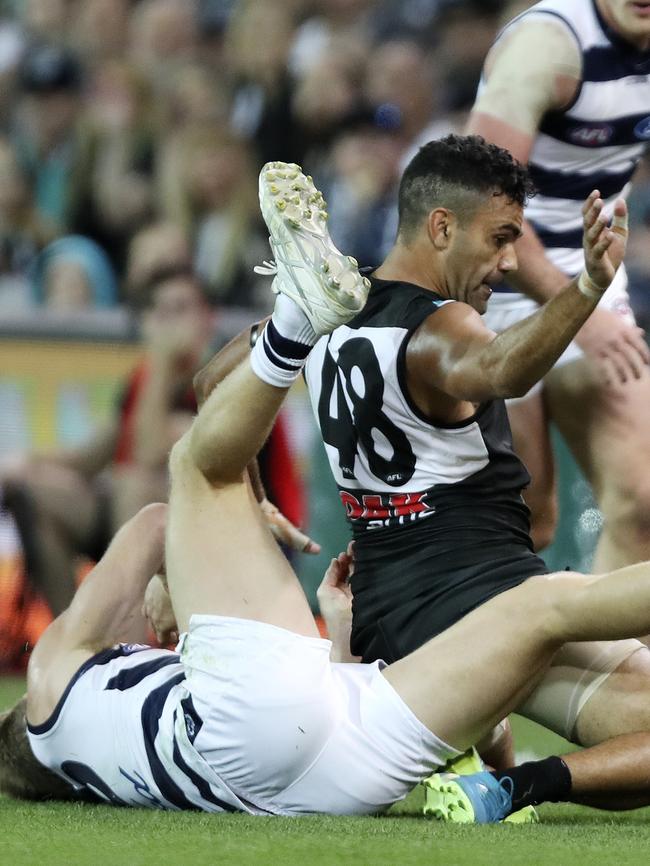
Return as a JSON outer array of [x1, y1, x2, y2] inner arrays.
[[427, 208, 455, 251]]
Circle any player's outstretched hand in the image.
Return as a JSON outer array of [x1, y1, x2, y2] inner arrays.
[[578, 191, 649, 386], [582, 191, 628, 291], [317, 543, 354, 618], [317, 543, 360, 663], [260, 498, 321, 554]]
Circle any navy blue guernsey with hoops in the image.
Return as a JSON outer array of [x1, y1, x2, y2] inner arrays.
[[304, 275, 548, 663], [488, 0, 650, 281], [27, 644, 250, 812]]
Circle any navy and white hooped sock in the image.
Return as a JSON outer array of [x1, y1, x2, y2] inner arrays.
[[250, 295, 318, 388]]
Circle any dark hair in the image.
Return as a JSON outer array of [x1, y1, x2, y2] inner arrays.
[[20, 44, 82, 94], [0, 698, 76, 801], [397, 134, 535, 241], [136, 264, 207, 310]]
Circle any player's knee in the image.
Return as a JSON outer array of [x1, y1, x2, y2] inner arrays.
[[180, 421, 242, 487], [168, 431, 194, 481], [602, 478, 650, 547], [516, 572, 585, 640], [134, 502, 167, 537]]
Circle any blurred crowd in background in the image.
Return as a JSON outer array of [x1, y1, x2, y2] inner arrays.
[[0, 0, 649, 665], [0, 0, 645, 321]]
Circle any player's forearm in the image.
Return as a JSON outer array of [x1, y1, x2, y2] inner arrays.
[[479, 276, 599, 398], [505, 220, 574, 303], [193, 318, 270, 407], [67, 504, 167, 650]]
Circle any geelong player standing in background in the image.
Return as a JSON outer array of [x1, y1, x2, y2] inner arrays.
[[468, 0, 650, 567]]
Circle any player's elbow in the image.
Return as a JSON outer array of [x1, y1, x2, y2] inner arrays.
[[126, 503, 168, 551], [443, 364, 502, 403], [506, 379, 534, 400], [493, 365, 538, 399], [134, 502, 168, 535], [175, 426, 241, 487]]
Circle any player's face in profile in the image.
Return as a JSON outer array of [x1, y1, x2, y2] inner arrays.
[[448, 195, 522, 315], [598, 0, 650, 43]]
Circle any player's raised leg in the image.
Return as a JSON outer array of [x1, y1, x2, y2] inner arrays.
[[164, 162, 369, 636]]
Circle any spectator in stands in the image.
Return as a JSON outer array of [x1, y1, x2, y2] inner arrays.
[[129, 0, 199, 89], [318, 108, 404, 266], [194, 0, 236, 75], [30, 235, 118, 309], [68, 0, 131, 69], [11, 43, 85, 231], [0, 266, 214, 618], [363, 40, 438, 145], [125, 220, 192, 302], [291, 35, 368, 161], [0, 136, 55, 310], [157, 123, 269, 310], [70, 59, 157, 272], [19, 0, 69, 47], [435, 0, 504, 113], [161, 61, 228, 130], [226, 0, 303, 166], [0, 18, 24, 129], [289, 0, 374, 77]]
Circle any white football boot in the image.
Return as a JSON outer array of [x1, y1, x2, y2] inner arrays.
[[255, 161, 370, 335]]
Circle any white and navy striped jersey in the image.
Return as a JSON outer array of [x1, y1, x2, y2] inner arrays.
[[304, 275, 531, 537], [27, 645, 254, 813], [493, 0, 650, 278]]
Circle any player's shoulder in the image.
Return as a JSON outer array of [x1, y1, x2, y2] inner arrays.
[[351, 274, 449, 332], [486, 2, 582, 78], [408, 301, 494, 358]]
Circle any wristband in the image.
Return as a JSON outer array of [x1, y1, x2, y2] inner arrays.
[[578, 271, 605, 302]]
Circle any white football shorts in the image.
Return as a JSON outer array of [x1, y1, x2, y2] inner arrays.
[[179, 615, 459, 815]]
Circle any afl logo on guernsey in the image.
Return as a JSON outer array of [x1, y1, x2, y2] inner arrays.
[[634, 117, 650, 141], [569, 124, 614, 146]]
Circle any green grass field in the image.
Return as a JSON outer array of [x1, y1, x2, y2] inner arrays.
[[2, 676, 649, 866]]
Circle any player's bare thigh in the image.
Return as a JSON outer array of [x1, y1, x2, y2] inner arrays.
[[165, 433, 318, 639], [381, 575, 563, 751], [545, 358, 650, 500]]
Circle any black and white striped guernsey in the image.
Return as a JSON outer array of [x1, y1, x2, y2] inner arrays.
[[492, 0, 650, 280], [304, 274, 532, 539]]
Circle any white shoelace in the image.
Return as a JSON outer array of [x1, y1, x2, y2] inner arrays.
[[253, 259, 278, 276]]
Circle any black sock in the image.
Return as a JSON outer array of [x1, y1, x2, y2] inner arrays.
[[492, 756, 572, 810]]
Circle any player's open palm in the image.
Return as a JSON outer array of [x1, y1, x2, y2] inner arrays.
[[317, 544, 361, 662], [582, 191, 628, 290], [578, 192, 649, 385]]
